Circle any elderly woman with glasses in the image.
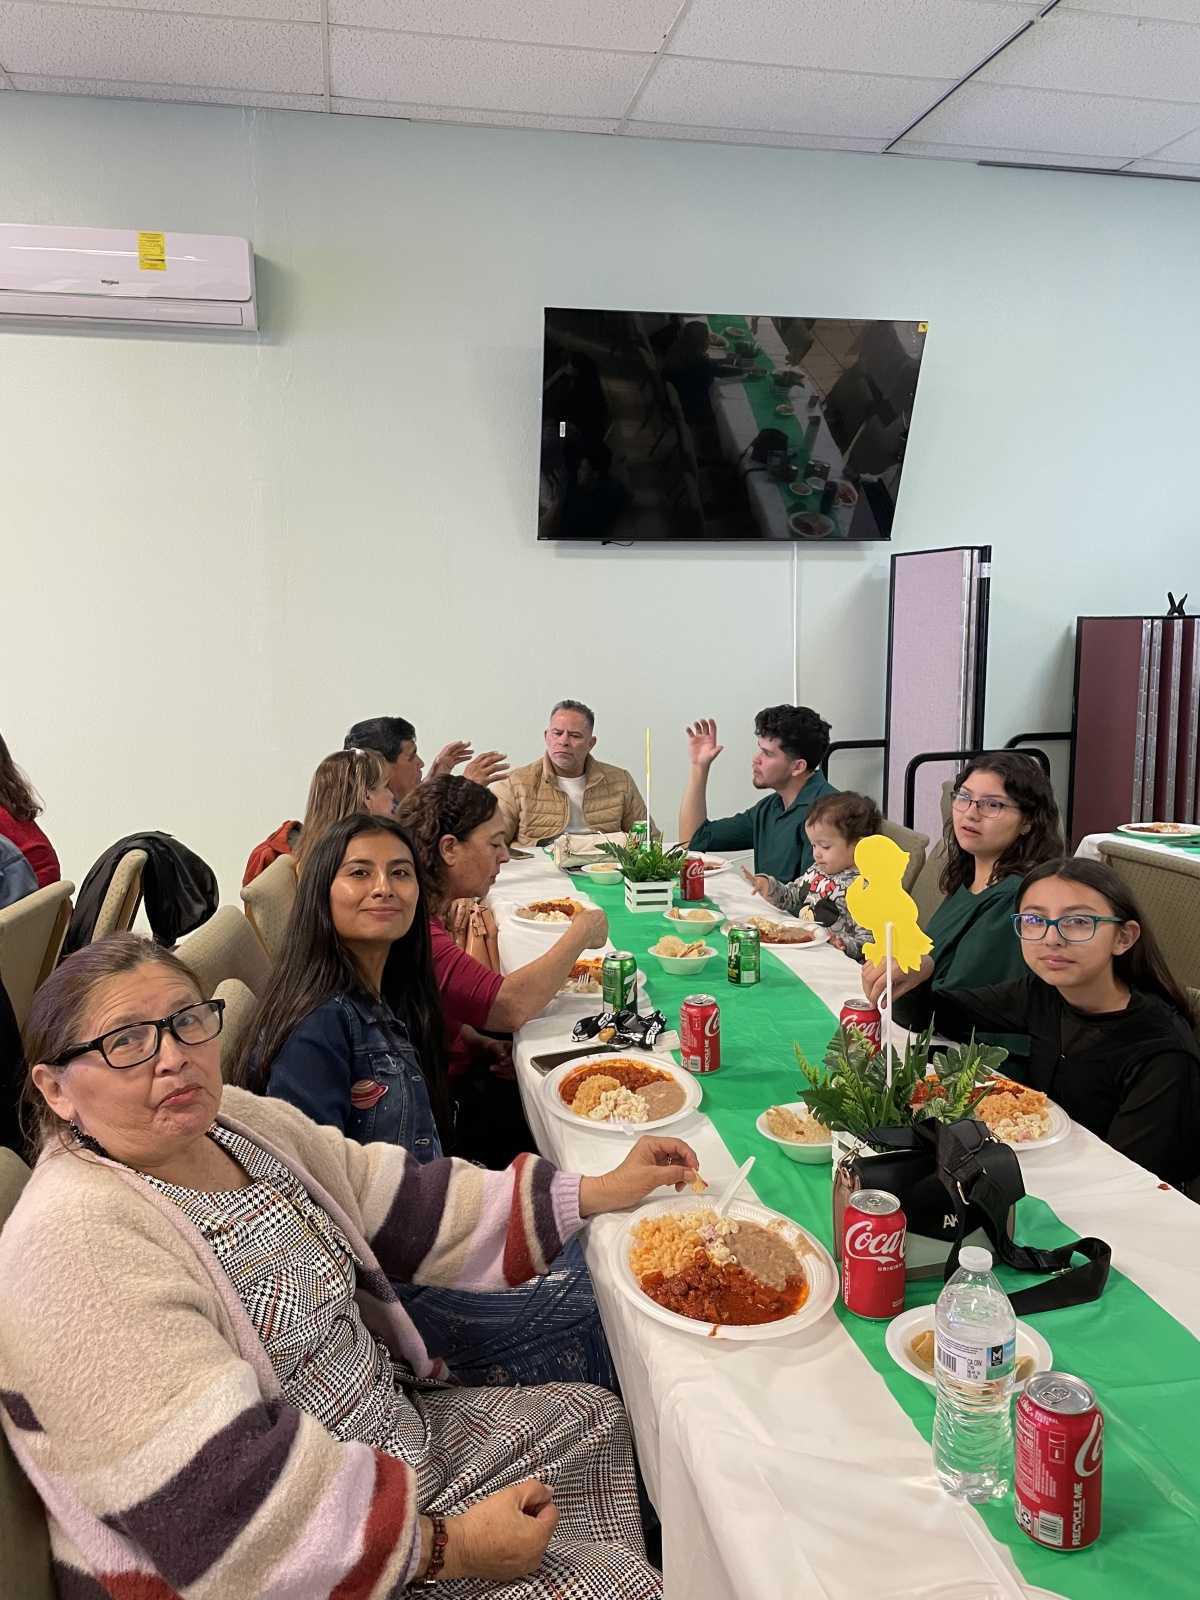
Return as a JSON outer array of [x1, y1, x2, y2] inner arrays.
[[921, 858, 1200, 1187], [0, 933, 697, 1598], [862, 753, 1063, 1054]]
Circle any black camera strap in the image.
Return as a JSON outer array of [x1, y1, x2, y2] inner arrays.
[[928, 1120, 1111, 1314]]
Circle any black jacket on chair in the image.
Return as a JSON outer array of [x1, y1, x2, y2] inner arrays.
[[63, 832, 218, 954]]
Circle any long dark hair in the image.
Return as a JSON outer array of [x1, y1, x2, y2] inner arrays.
[[1018, 857, 1194, 1022], [395, 776, 499, 914], [0, 733, 42, 823], [940, 752, 1062, 895], [235, 815, 449, 1131]]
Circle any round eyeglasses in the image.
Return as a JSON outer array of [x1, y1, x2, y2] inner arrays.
[[50, 999, 226, 1070], [951, 789, 1019, 818], [1011, 913, 1124, 944]]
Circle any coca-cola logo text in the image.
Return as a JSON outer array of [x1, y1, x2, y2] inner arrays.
[[703, 1013, 719, 1038], [844, 1220, 905, 1261], [1074, 1413, 1104, 1478]]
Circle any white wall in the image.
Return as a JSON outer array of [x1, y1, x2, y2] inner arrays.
[[2, 92, 1198, 896]]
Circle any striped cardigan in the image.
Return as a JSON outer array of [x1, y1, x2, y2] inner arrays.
[[0, 1087, 582, 1598]]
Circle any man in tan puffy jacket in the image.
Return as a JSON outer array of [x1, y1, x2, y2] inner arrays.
[[489, 700, 647, 846]]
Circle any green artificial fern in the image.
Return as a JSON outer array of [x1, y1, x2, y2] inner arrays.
[[597, 839, 688, 882]]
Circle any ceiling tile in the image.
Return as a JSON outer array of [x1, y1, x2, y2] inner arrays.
[[1056, 0, 1200, 21], [30, 0, 319, 19], [329, 0, 680, 52], [1140, 120, 1200, 160], [9, 71, 325, 108], [668, 0, 1038, 78], [329, 29, 649, 115], [625, 122, 887, 152], [978, 8, 1200, 102], [892, 136, 1126, 167], [1124, 157, 1200, 176], [907, 80, 1200, 157], [331, 96, 619, 132], [0, 4, 323, 93], [633, 57, 953, 139]]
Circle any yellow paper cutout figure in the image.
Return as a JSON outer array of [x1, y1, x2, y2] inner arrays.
[[845, 834, 933, 973]]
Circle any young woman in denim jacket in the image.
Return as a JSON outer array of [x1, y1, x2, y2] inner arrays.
[[238, 813, 616, 1391]]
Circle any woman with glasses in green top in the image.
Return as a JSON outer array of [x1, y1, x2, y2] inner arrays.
[[863, 753, 1063, 1045], [921, 858, 1200, 1187]]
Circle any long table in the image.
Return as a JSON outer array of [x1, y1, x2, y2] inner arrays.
[[494, 853, 1200, 1600]]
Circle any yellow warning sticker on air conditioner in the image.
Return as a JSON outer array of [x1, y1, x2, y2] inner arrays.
[[137, 231, 167, 271], [917, 321, 928, 333]]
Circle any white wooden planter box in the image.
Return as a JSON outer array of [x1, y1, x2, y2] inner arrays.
[[624, 878, 674, 914]]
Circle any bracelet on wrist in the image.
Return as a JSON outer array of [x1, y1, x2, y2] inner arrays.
[[414, 1514, 449, 1587]]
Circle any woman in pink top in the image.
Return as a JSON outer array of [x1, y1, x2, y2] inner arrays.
[[0, 733, 59, 888]]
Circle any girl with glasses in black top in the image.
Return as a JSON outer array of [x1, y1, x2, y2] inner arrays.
[[924, 858, 1200, 1189]]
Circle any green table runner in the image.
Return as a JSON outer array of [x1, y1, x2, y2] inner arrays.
[[581, 874, 1200, 1596]]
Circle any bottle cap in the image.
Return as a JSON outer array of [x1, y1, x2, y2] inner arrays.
[[959, 1246, 993, 1273]]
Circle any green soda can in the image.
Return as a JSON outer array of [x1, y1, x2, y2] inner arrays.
[[726, 923, 761, 986], [602, 950, 638, 1011], [627, 821, 649, 849]]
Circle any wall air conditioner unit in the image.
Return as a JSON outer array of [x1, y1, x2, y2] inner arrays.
[[0, 225, 257, 330]]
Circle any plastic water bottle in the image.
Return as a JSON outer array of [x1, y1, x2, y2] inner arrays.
[[932, 1245, 1016, 1502]]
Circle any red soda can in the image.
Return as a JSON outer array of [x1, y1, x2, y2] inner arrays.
[[680, 993, 721, 1074], [680, 856, 706, 901], [1015, 1372, 1103, 1551], [841, 1189, 906, 1319], [839, 996, 882, 1052]]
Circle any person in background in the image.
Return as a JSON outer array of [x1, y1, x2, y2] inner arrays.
[[490, 700, 646, 847], [660, 319, 744, 427], [397, 777, 609, 1162], [346, 714, 509, 804], [292, 748, 396, 875], [0, 733, 60, 888], [7, 932, 688, 1596], [0, 836, 38, 910], [744, 791, 879, 959], [679, 705, 836, 881], [923, 858, 1200, 1188], [240, 814, 621, 1391], [865, 754, 1062, 1056]]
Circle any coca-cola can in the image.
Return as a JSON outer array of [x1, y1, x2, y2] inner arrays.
[[839, 996, 882, 1051], [680, 856, 706, 901], [1015, 1372, 1103, 1551], [680, 994, 721, 1074], [841, 1189, 906, 1319]]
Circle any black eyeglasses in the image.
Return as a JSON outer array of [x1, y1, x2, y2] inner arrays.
[[1012, 913, 1124, 944], [50, 999, 226, 1070], [951, 789, 1020, 818]]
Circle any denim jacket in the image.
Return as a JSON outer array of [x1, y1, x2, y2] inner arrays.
[[266, 990, 442, 1162]]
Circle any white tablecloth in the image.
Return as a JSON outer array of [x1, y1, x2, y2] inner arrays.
[[493, 854, 1200, 1600], [1076, 831, 1200, 863]]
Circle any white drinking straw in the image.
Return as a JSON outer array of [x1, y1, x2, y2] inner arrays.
[[884, 921, 895, 1088], [644, 726, 652, 845]]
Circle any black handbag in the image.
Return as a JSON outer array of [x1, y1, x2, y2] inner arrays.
[[835, 1117, 1111, 1314]]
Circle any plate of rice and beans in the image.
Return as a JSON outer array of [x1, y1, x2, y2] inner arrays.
[[614, 1198, 837, 1340], [542, 1052, 701, 1133], [974, 1075, 1070, 1150]]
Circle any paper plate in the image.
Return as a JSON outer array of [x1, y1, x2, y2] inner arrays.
[[554, 968, 648, 1004], [886, 1304, 1052, 1391], [1117, 821, 1200, 842], [612, 1196, 838, 1342], [542, 1052, 701, 1135], [1003, 1102, 1071, 1153], [720, 919, 829, 949], [511, 900, 589, 931]]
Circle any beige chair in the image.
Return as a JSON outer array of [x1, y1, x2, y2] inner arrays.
[[240, 855, 297, 963], [89, 848, 146, 941], [1096, 840, 1200, 992], [176, 906, 272, 1000], [0, 1149, 54, 1600], [213, 977, 258, 1080], [877, 818, 929, 896], [0, 881, 75, 1032]]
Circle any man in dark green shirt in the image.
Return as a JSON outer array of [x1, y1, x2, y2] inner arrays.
[[679, 704, 837, 882]]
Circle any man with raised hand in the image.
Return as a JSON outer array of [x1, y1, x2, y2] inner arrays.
[[678, 704, 837, 881], [490, 700, 646, 847], [345, 715, 509, 805]]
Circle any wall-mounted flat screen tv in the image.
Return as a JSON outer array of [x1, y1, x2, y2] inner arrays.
[[538, 308, 927, 543]]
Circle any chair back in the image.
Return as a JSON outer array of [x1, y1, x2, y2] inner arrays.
[[0, 882, 75, 1032], [0, 1149, 54, 1599], [1096, 841, 1200, 992], [877, 819, 929, 896], [175, 906, 272, 1000], [239, 856, 297, 962], [213, 977, 258, 1081], [90, 849, 146, 941]]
